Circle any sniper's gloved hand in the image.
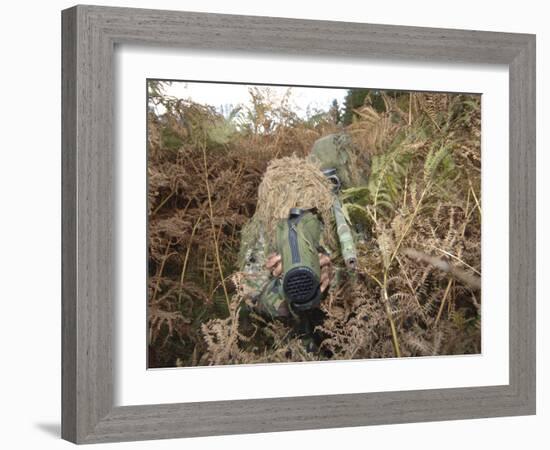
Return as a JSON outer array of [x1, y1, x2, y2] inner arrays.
[[265, 252, 333, 292]]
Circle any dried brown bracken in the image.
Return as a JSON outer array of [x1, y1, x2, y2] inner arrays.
[[147, 83, 481, 367]]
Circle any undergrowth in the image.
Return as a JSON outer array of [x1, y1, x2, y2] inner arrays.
[[147, 83, 481, 367]]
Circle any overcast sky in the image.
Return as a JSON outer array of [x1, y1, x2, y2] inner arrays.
[[160, 81, 348, 118]]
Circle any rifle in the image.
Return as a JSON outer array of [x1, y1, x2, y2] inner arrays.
[[323, 168, 358, 270]]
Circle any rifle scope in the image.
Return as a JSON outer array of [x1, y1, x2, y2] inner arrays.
[[276, 208, 323, 312]]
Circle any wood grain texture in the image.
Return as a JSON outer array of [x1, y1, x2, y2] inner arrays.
[[508, 36, 536, 409], [61, 4, 536, 444], [62, 5, 114, 442], [61, 7, 77, 443]]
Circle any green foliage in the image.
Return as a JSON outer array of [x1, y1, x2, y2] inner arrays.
[[147, 79, 167, 100], [342, 89, 413, 125], [329, 99, 342, 124], [206, 117, 238, 145], [342, 89, 369, 125], [340, 186, 370, 204], [367, 147, 413, 213], [423, 145, 456, 183], [341, 202, 371, 227], [160, 126, 183, 151]]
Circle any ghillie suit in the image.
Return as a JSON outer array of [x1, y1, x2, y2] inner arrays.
[[238, 133, 367, 321]]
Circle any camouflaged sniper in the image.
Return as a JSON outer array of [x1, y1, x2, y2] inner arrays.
[[239, 132, 363, 319]]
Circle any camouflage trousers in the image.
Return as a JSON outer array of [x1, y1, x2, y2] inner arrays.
[[242, 271, 291, 319]]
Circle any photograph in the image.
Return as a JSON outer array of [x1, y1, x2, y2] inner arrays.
[[146, 80, 482, 368]]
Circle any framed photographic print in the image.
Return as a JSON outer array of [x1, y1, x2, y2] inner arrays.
[[61, 4, 536, 444]]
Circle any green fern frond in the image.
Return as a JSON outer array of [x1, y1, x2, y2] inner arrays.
[[423, 145, 456, 182]]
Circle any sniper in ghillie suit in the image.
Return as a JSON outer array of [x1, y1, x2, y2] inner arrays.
[[147, 80, 482, 368]]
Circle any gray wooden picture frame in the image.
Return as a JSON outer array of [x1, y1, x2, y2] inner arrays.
[[61, 4, 536, 444]]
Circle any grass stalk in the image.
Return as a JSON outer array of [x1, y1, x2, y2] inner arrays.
[[178, 217, 202, 303], [435, 279, 453, 326], [201, 142, 231, 312], [382, 272, 402, 358]]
